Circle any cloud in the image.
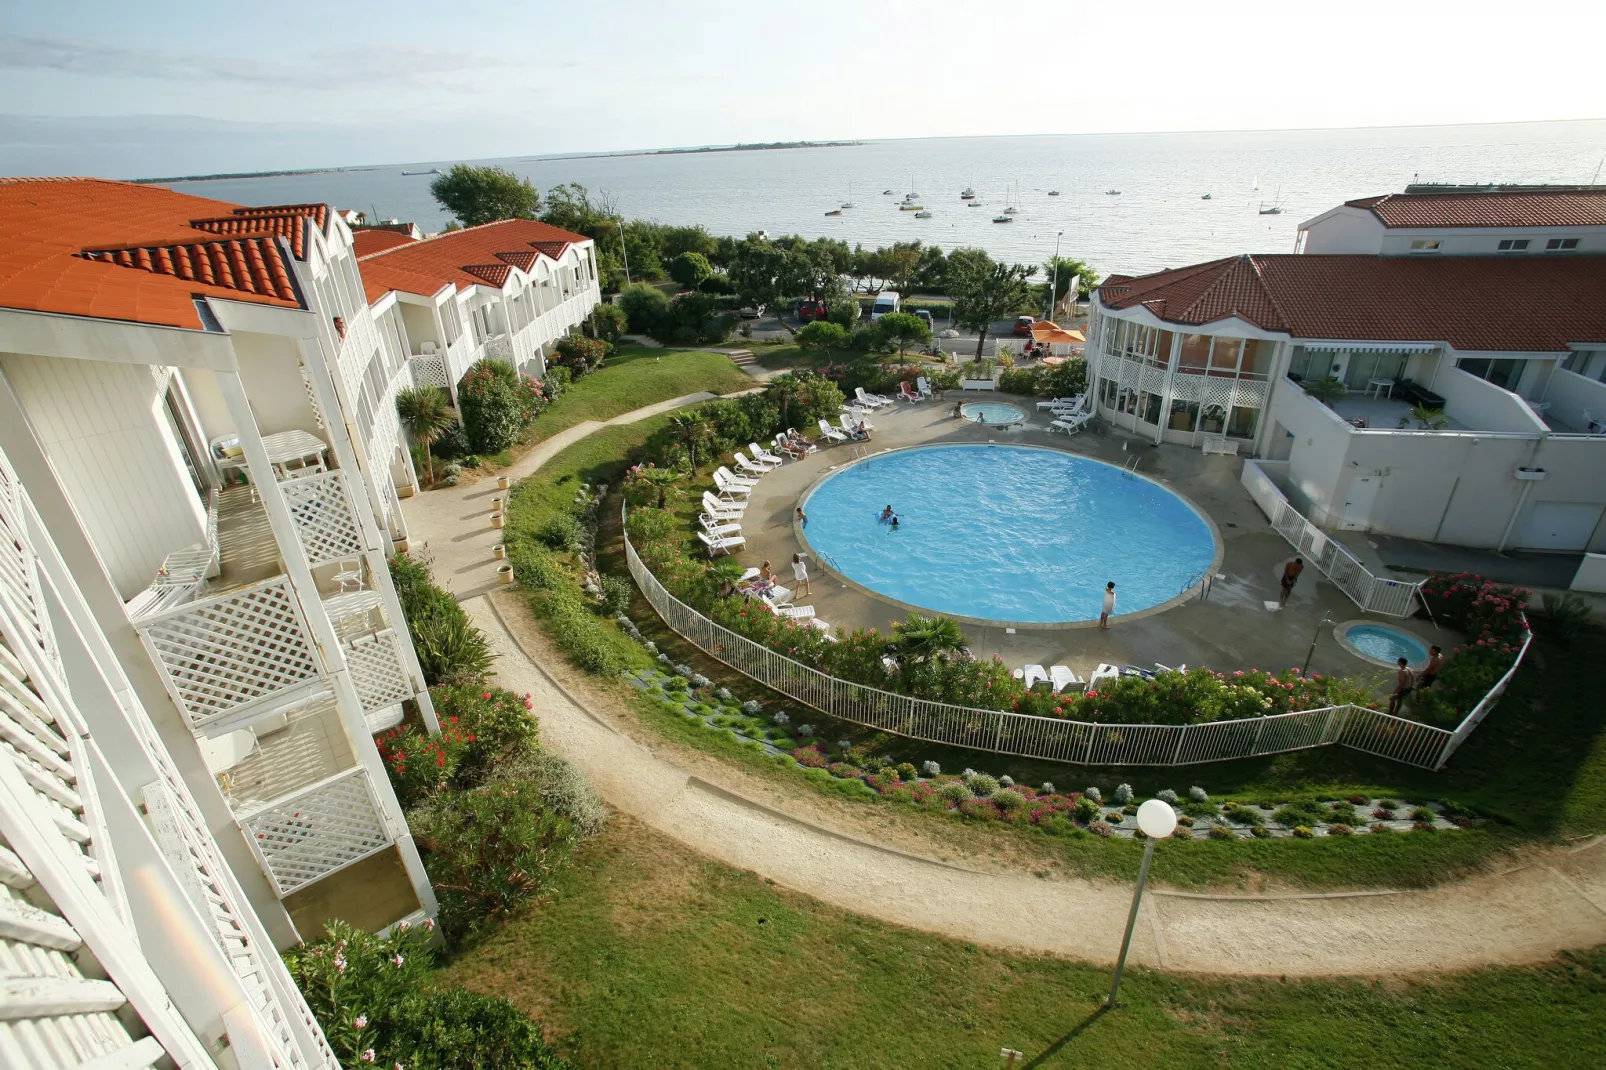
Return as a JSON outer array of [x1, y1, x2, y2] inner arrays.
[[0, 33, 575, 91]]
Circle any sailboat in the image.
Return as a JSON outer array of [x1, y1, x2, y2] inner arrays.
[[961, 186, 976, 199], [1201, 193, 1212, 200], [841, 181, 855, 209], [1003, 181, 1019, 214], [1258, 185, 1284, 215], [1105, 188, 1121, 195], [992, 213, 1012, 223], [1047, 189, 1061, 196]]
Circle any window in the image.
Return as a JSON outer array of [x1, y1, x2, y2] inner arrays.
[[1457, 357, 1523, 390], [1497, 239, 1530, 251], [1563, 351, 1606, 383], [1545, 237, 1579, 251], [1409, 239, 1441, 252]]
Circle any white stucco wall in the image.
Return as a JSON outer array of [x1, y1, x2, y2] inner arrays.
[[233, 332, 320, 437], [1378, 226, 1606, 256], [1544, 367, 1606, 433], [0, 353, 205, 598], [1432, 365, 1549, 432], [1299, 208, 1387, 254]]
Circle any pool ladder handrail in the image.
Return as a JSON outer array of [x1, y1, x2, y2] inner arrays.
[[1182, 567, 1215, 601], [1122, 454, 1142, 478]]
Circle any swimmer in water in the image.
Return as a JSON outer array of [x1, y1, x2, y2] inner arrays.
[[880, 505, 895, 522]]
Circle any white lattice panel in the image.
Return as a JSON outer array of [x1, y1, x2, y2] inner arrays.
[[1202, 377, 1235, 410], [242, 770, 390, 896], [1169, 372, 1203, 402], [281, 471, 365, 566], [342, 629, 412, 712], [1141, 364, 1166, 393], [481, 334, 514, 367], [1233, 378, 1270, 407], [138, 578, 321, 726], [409, 355, 449, 389]]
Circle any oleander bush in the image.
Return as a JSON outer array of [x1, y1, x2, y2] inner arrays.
[[458, 358, 548, 454], [390, 554, 494, 685], [375, 685, 537, 808]]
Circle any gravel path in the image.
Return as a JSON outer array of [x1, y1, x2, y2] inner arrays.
[[469, 592, 1606, 977]]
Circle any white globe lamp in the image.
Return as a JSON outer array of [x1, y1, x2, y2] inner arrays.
[[1108, 797, 1178, 1009]]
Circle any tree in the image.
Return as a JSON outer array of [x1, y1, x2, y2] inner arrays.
[[1041, 255, 1098, 315], [867, 240, 924, 295], [951, 254, 1038, 360], [585, 302, 627, 343], [670, 411, 714, 471], [728, 236, 789, 311], [669, 251, 713, 292], [394, 385, 457, 483], [796, 321, 848, 352], [891, 613, 967, 663], [618, 283, 669, 333], [876, 311, 931, 357], [430, 165, 539, 227]]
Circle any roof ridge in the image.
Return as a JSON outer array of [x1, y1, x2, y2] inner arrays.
[[1243, 254, 1293, 331]]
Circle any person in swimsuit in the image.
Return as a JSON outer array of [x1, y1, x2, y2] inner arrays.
[[880, 505, 895, 523], [754, 560, 775, 594], [1099, 581, 1116, 630], [1387, 657, 1416, 715], [795, 505, 807, 527], [1278, 557, 1304, 608], [792, 553, 810, 596], [1417, 646, 1443, 691]]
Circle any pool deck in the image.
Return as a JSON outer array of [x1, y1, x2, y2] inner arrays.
[[736, 394, 1450, 694]]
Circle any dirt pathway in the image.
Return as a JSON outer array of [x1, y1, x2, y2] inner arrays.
[[469, 592, 1606, 977]]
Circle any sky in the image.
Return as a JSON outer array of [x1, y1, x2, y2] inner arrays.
[[3, 0, 1605, 177]]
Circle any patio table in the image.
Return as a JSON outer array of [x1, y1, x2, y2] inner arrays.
[[1364, 378, 1395, 400]]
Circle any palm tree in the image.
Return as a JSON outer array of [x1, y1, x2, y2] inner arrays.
[[395, 386, 458, 484], [671, 411, 713, 472], [891, 613, 967, 664]]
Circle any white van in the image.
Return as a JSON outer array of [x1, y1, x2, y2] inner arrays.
[[870, 290, 900, 320]]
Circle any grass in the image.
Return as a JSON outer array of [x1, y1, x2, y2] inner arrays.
[[438, 815, 1606, 1069]]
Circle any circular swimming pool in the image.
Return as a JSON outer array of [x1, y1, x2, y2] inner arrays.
[[1337, 622, 1430, 668], [960, 402, 1026, 425], [800, 444, 1217, 624]]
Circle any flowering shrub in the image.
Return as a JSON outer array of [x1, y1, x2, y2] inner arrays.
[[793, 745, 828, 768], [1156, 789, 1179, 804], [958, 797, 1003, 821], [1189, 786, 1210, 803], [375, 685, 536, 809], [1112, 783, 1133, 805], [966, 772, 1001, 796], [937, 780, 971, 803], [457, 358, 546, 453]]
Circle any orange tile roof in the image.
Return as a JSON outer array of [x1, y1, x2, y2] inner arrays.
[[351, 229, 418, 257], [1344, 190, 1606, 228], [357, 218, 589, 302], [0, 178, 323, 330], [1097, 254, 1606, 352]]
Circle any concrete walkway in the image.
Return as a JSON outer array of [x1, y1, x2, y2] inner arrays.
[[402, 393, 1606, 976]]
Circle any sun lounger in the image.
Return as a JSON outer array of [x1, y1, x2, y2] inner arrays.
[[1088, 663, 1120, 689], [1120, 665, 1155, 680], [841, 408, 877, 430], [1036, 395, 1084, 411], [772, 434, 805, 460], [699, 514, 742, 538], [1049, 665, 1084, 693], [697, 531, 744, 556], [1153, 662, 1188, 674], [817, 418, 849, 442], [715, 465, 759, 487], [1048, 412, 1092, 435], [917, 376, 935, 399], [898, 381, 923, 402], [765, 599, 817, 620], [733, 451, 775, 477], [712, 470, 755, 499], [856, 387, 893, 409], [785, 428, 819, 453], [749, 442, 786, 467], [1022, 664, 1049, 690], [702, 491, 747, 518]]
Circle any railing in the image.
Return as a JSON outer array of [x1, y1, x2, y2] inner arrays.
[[239, 767, 391, 897], [282, 470, 367, 567], [1436, 626, 1533, 769], [135, 576, 323, 729], [341, 627, 413, 715], [1242, 461, 1421, 617], [410, 352, 450, 389], [623, 517, 1464, 768]]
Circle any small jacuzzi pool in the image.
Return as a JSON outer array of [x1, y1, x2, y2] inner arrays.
[[961, 402, 1025, 425], [1336, 621, 1430, 668]]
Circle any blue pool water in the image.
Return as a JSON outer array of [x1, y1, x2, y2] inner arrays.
[[801, 445, 1216, 623], [1343, 624, 1429, 665], [961, 402, 1026, 424]]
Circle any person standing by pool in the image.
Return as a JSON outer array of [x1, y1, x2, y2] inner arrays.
[[1099, 581, 1116, 629], [792, 553, 811, 596], [1417, 645, 1444, 692], [795, 505, 807, 527], [1278, 557, 1304, 608], [1388, 657, 1416, 715]]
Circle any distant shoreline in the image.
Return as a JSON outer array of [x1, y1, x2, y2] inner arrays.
[[134, 166, 386, 184]]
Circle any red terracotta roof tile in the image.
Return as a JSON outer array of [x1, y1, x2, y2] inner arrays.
[[461, 263, 512, 287], [1344, 190, 1606, 228], [493, 250, 539, 271], [1097, 254, 1606, 352], [357, 218, 590, 301], [351, 229, 418, 257], [0, 178, 320, 330]]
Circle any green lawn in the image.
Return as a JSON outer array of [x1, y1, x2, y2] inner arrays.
[[438, 815, 1606, 1069]]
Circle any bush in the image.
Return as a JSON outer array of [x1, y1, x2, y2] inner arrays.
[[1250, 825, 1272, 838], [496, 749, 605, 835], [553, 334, 609, 378], [585, 302, 627, 344], [508, 540, 565, 590], [1328, 823, 1355, 836], [1535, 591, 1596, 644], [1084, 785, 1103, 803], [1156, 789, 1178, 804], [542, 364, 572, 398], [391, 985, 572, 1070], [458, 359, 544, 454], [797, 320, 849, 351], [896, 762, 919, 781], [991, 788, 1027, 811], [540, 512, 587, 552], [922, 760, 941, 777], [1112, 783, 1133, 805], [619, 283, 670, 333], [1189, 786, 1210, 803], [1090, 821, 1114, 837], [432, 419, 472, 459], [410, 778, 579, 943], [600, 574, 633, 616], [1074, 796, 1103, 823], [1208, 824, 1234, 840], [965, 772, 1000, 796], [1292, 825, 1315, 839], [375, 685, 537, 808], [533, 590, 628, 675], [390, 555, 494, 686], [937, 780, 970, 803]]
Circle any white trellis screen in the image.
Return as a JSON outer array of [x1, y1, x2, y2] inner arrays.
[[136, 577, 322, 728], [280, 470, 366, 566], [241, 769, 391, 896], [409, 354, 449, 389], [341, 628, 414, 713]]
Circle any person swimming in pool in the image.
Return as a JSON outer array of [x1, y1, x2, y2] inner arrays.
[[880, 505, 895, 522]]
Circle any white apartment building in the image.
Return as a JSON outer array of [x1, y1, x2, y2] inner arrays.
[[1, 437, 340, 1068], [1086, 188, 1606, 558], [355, 218, 601, 430], [0, 178, 441, 949]]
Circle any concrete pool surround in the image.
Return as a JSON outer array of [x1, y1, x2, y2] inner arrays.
[[794, 442, 1225, 632]]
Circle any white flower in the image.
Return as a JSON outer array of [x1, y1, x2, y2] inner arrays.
[[333, 954, 347, 973], [392, 954, 404, 967], [922, 760, 941, 777], [353, 1015, 368, 1029], [361, 1050, 376, 1063]]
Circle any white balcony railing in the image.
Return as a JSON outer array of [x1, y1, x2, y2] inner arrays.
[[282, 469, 367, 567], [342, 627, 413, 715], [240, 767, 391, 896]]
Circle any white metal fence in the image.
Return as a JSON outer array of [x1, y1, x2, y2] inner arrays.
[[623, 524, 1472, 769], [1241, 461, 1421, 616]]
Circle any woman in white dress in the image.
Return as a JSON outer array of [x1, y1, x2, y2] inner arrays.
[[1099, 581, 1116, 630], [792, 553, 811, 597]]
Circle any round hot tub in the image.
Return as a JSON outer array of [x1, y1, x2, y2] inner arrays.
[[1336, 621, 1430, 668], [960, 401, 1025, 425]]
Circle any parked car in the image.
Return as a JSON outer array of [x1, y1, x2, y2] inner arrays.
[[913, 309, 933, 330], [870, 290, 900, 320], [1013, 315, 1035, 337], [796, 299, 828, 323], [738, 303, 766, 319]]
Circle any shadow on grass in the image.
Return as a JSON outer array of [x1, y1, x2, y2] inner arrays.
[[1022, 1004, 1110, 1068]]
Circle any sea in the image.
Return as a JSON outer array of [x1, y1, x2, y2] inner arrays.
[[167, 120, 1606, 278]]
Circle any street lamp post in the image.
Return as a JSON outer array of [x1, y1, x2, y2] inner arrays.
[[1047, 231, 1063, 320], [616, 219, 632, 285], [1302, 614, 1334, 675], [1107, 798, 1176, 1009]]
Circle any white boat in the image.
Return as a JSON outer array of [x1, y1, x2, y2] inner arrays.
[[961, 186, 976, 198], [968, 201, 985, 207], [992, 214, 1012, 223], [914, 210, 932, 218], [899, 203, 924, 211], [1105, 189, 1121, 195], [841, 181, 855, 209], [883, 189, 895, 195]]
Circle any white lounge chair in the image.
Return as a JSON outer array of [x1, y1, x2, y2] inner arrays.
[[916, 376, 935, 399], [856, 387, 893, 409], [841, 407, 877, 430], [1022, 664, 1049, 690], [898, 381, 923, 403], [697, 531, 745, 556], [751, 441, 786, 466], [1088, 663, 1120, 690], [1048, 411, 1093, 435], [699, 514, 742, 538], [702, 491, 746, 518], [715, 465, 759, 487], [765, 597, 817, 620], [1047, 397, 1088, 416], [817, 418, 849, 442], [712, 470, 755, 499], [733, 451, 775, 477], [1036, 395, 1084, 411], [1049, 665, 1084, 693]]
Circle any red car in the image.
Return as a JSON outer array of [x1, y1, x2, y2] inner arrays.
[[1013, 315, 1035, 337], [797, 299, 828, 323]]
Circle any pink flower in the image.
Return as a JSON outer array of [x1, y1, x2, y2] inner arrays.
[[361, 1051, 376, 1063], [392, 953, 405, 967], [353, 1015, 368, 1029]]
